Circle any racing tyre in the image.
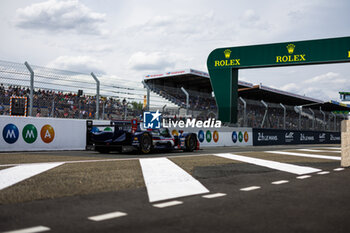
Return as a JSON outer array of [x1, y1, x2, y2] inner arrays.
[[140, 133, 152, 154], [185, 133, 197, 152]]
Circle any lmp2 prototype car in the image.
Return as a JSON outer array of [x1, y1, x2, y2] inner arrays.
[[86, 120, 198, 154]]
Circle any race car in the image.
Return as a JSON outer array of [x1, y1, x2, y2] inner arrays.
[[86, 119, 198, 154]]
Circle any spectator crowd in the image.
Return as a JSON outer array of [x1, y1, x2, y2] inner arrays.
[[0, 84, 139, 119]]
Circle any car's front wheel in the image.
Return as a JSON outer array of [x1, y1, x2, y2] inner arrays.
[[139, 133, 152, 154]]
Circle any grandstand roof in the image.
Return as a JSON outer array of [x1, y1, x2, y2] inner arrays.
[[301, 100, 350, 112], [144, 68, 349, 111], [238, 84, 322, 106], [144, 69, 254, 92]]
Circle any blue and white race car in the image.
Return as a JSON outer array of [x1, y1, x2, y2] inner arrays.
[[87, 120, 198, 154]]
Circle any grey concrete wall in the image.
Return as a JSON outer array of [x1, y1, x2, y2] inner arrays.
[[341, 120, 350, 167]]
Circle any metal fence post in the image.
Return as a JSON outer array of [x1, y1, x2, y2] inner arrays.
[[24, 61, 34, 117], [91, 72, 100, 119], [319, 107, 325, 131], [51, 98, 55, 117], [331, 112, 336, 131], [102, 101, 105, 120], [309, 108, 315, 130], [239, 97, 247, 127], [181, 87, 189, 116], [280, 103, 286, 129], [142, 81, 150, 111], [298, 106, 302, 130], [261, 100, 268, 128]]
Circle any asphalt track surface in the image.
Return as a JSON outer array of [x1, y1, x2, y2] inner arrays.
[[1, 145, 349, 233]]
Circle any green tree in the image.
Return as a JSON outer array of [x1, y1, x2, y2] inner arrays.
[[131, 101, 143, 111]]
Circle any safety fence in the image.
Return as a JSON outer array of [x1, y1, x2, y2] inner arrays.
[[0, 60, 346, 132], [0, 60, 148, 120], [236, 98, 345, 132]]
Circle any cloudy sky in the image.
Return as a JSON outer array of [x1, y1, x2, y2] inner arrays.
[[0, 0, 349, 101]]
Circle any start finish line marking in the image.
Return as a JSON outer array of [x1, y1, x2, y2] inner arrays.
[[139, 157, 209, 203], [214, 153, 321, 175], [0, 162, 64, 191], [266, 151, 341, 161]]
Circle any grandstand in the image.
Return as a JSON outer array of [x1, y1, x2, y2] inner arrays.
[[144, 68, 350, 131], [143, 69, 253, 113]]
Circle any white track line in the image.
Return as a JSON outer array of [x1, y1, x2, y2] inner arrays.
[[266, 151, 340, 160], [153, 200, 183, 208], [297, 149, 340, 153], [334, 168, 345, 171], [296, 175, 311, 179], [240, 186, 261, 191], [272, 180, 289, 185], [317, 171, 330, 175], [88, 211, 127, 221], [139, 157, 209, 203], [3, 226, 50, 233], [326, 147, 341, 149], [0, 163, 64, 190], [214, 153, 321, 175], [202, 193, 227, 199], [318, 147, 341, 150]]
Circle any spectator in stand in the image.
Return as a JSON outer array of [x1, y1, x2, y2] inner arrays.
[[36, 108, 41, 117]]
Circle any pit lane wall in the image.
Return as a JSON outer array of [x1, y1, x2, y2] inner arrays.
[[169, 126, 253, 147], [252, 128, 341, 146], [0, 115, 89, 151]]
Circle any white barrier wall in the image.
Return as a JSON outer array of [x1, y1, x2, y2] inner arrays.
[[0, 116, 87, 151], [169, 126, 253, 147], [0, 115, 252, 151]]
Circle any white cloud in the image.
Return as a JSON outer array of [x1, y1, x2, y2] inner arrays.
[[47, 55, 105, 74], [128, 51, 175, 71], [280, 72, 350, 101], [303, 72, 346, 84], [280, 83, 300, 93], [15, 0, 107, 35]]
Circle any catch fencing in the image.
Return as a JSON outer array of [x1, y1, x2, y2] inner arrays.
[[0, 60, 346, 132], [0, 60, 148, 120]]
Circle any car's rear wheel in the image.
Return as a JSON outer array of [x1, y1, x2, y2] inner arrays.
[[185, 133, 197, 152], [140, 133, 152, 154]]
